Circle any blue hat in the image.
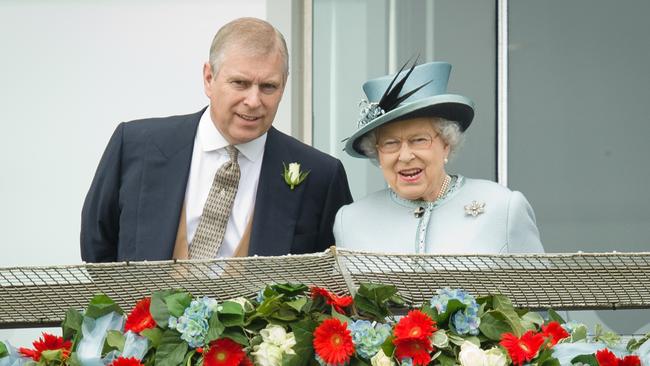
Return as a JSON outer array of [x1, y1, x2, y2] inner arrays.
[[344, 61, 475, 158]]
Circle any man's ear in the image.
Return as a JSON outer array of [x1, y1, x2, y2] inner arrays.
[[203, 62, 214, 96]]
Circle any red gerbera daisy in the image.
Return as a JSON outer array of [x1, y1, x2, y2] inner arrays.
[[620, 355, 641, 366], [125, 297, 156, 333], [109, 356, 145, 366], [239, 355, 254, 366], [595, 348, 641, 366], [18, 332, 72, 361], [500, 330, 545, 365], [204, 338, 246, 366], [394, 310, 436, 341], [596, 349, 620, 366], [313, 318, 355, 366], [541, 321, 569, 346], [394, 337, 433, 366], [311, 287, 354, 314]]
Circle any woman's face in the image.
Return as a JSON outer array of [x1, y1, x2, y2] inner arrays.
[[376, 117, 450, 201]]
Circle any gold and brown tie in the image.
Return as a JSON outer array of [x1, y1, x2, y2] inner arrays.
[[189, 145, 240, 259]]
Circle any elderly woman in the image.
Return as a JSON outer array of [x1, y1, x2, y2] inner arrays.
[[334, 61, 543, 254]]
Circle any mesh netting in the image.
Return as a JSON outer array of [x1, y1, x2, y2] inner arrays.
[[1, 249, 649, 328]]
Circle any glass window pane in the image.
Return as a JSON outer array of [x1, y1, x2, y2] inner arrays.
[[509, 0, 650, 334]]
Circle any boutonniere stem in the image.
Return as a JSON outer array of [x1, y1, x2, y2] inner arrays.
[[283, 162, 310, 190]]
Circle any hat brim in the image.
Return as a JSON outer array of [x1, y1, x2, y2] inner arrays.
[[344, 94, 475, 158]]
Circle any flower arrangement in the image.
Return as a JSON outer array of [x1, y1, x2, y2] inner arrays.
[[1, 284, 649, 366]]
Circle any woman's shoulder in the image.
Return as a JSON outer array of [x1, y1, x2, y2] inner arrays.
[[459, 176, 518, 197], [338, 188, 393, 215]]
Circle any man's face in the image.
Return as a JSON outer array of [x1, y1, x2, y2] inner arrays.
[[203, 47, 286, 144]]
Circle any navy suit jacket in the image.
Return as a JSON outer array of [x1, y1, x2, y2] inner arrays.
[[80, 109, 352, 262]]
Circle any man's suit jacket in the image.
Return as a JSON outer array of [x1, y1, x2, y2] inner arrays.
[[80, 109, 353, 262]]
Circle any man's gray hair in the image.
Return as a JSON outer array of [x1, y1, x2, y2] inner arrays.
[[357, 117, 464, 160], [209, 17, 289, 80]]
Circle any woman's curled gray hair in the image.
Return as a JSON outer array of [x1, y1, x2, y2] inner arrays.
[[357, 117, 464, 160]]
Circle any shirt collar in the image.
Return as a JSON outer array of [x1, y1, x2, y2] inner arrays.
[[198, 107, 267, 162]]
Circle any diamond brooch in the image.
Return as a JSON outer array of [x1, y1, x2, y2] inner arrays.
[[464, 201, 486, 217]]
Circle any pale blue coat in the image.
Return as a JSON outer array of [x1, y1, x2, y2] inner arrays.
[[334, 176, 543, 254]]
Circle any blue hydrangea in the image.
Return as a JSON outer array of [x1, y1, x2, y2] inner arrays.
[[347, 320, 392, 359], [256, 289, 266, 303], [430, 288, 480, 335], [400, 357, 414, 366], [184, 297, 219, 319], [167, 296, 218, 348]]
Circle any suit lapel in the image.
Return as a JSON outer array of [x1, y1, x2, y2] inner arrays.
[[249, 127, 306, 255], [135, 109, 203, 259]]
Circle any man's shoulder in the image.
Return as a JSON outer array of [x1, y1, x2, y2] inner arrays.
[[116, 109, 204, 145], [122, 109, 204, 132]]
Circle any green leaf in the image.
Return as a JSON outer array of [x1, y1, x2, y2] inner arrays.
[[380, 335, 395, 358], [219, 301, 245, 327], [166, 292, 193, 318], [155, 329, 188, 366], [256, 294, 283, 317], [105, 330, 126, 352], [547, 309, 566, 324], [85, 294, 123, 319], [571, 324, 588, 342], [151, 291, 174, 328], [221, 328, 249, 346], [479, 310, 514, 340], [285, 297, 308, 313], [141, 327, 164, 348], [282, 319, 317, 366], [435, 298, 465, 325], [436, 352, 457, 366], [272, 307, 299, 322], [183, 349, 197, 366], [0, 342, 8, 358], [270, 283, 309, 298], [539, 357, 561, 366], [627, 333, 650, 352], [570, 354, 599, 366], [331, 308, 352, 325], [349, 356, 370, 366], [206, 313, 226, 343], [40, 349, 64, 362], [354, 283, 400, 321], [68, 352, 82, 366], [521, 311, 545, 330], [62, 308, 83, 341], [535, 348, 558, 365], [489, 296, 526, 337]]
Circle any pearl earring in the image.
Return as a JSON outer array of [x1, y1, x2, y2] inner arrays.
[[444, 157, 449, 164]]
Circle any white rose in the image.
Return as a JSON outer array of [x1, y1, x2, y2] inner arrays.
[[485, 347, 508, 366], [259, 325, 296, 353], [252, 342, 283, 366], [288, 163, 301, 182], [459, 341, 487, 366], [278, 332, 296, 355], [370, 349, 395, 366]]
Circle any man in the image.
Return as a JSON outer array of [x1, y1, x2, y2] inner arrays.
[[81, 17, 352, 262]]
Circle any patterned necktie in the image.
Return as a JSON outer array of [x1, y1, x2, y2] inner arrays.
[[189, 145, 240, 259]]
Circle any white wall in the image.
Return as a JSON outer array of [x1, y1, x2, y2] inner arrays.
[[0, 0, 278, 347]]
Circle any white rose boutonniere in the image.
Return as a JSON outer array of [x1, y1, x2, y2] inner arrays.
[[283, 162, 310, 190]]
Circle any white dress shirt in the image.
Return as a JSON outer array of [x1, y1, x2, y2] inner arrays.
[[184, 108, 266, 257]]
